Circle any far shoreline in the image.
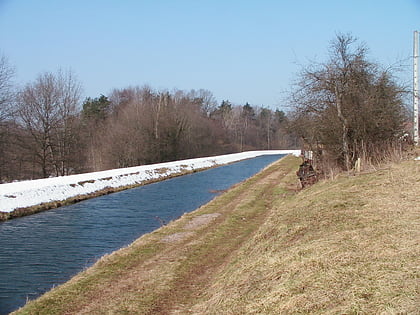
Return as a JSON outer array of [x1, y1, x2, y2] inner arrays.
[[0, 151, 300, 221]]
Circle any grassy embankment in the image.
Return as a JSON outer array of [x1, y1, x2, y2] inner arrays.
[[13, 155, 419, 314]]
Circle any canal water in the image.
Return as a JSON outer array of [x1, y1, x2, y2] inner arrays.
[[0, 154, 285, 314]]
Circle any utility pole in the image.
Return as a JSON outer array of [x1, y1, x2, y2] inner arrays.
[[414, 31, 419, 145]]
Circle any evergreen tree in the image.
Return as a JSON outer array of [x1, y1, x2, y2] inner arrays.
[[82, 95, 111, 122]]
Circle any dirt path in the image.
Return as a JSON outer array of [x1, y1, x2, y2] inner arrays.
[[161, 162, 294, 315], [14, 156, 299, 315]]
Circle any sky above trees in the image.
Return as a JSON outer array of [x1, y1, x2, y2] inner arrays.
[[0, 0, 419, 109]]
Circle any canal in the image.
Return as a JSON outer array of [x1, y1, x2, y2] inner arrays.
[[0, 154, 284, 314]]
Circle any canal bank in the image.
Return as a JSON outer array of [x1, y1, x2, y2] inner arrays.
[[1, 153, 292, 314], [12, 156, 420, 315], [9, 154, 301, 315]]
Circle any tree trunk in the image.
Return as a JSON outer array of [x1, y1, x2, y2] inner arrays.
[[335, 86, 350, 170]]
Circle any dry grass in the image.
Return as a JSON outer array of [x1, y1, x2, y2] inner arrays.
[[192, 160, 419, 314], [12, 156, 419, 314]]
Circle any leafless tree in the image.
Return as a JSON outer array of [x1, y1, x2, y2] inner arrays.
[[289, 34, 407, 170], [0, 54, 14, 122], [16, 70, 82, 178], [257, 107, 274, 149], [188, 89, 217, 117], [0, 54, 16, 181]]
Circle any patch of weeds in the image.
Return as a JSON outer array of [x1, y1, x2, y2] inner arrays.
[[0, 212, 9, 220], [272, 186, 290, 196], [78, 179, 95, 186], [154, 167, 170, 174]]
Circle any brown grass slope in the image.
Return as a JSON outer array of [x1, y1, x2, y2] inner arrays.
[[13, 156, 419, 314], [191, 160, 419, 314]]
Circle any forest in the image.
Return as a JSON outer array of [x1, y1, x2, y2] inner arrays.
[[0, 35, 413, 182], [0, 66, 296, 182]]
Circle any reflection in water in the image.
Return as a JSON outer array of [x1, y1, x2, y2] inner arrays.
[[0, 155, 284, 314]]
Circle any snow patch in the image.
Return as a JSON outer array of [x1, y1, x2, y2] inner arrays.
[[0, 150, 300, 213]]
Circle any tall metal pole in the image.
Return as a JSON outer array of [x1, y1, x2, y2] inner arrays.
[[414, 31, 419, 145]]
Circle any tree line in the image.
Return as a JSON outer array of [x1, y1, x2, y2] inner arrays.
[[0, 34, 413, 182], [0, 61, 295, 182]]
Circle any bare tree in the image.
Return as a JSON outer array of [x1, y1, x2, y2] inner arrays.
[[16, 70, 82, 178], [188, 89, 217, 117], [0, 54, 14, 122], [257, 107, 273, 149], [0, 54, 16, 181], [290, 34, 406, 170]]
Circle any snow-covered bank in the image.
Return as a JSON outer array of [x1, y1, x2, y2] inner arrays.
[[0, 150, 300, 214]]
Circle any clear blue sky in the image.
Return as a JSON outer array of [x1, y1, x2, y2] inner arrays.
[[0, 0, 419, 109]]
